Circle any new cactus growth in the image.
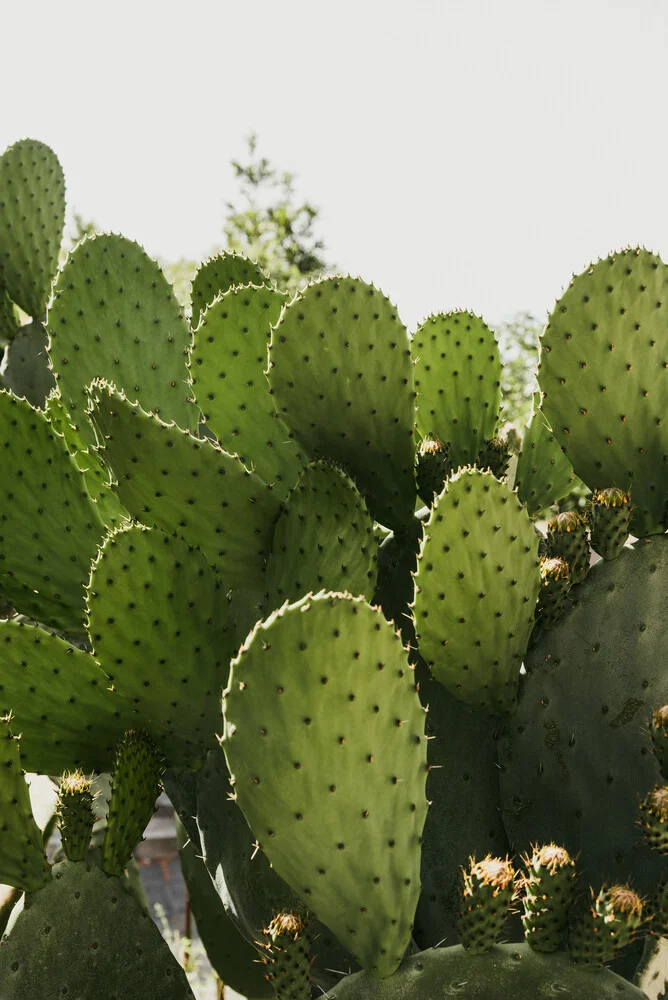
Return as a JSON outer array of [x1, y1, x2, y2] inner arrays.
[[415, 435, 451, 505], [649, 705, 668, 781], [258, 912, 313, 1000], [476, 435, 511, 479], [536, 556, 571, 629], [519, 843, 577, 952], [569, 885, 645, 966], [638, 787, 668, 855], [545, 510, 590, 585], [457, 855, 516, 954], [56, 770, 94, 862], [590, 487, 633, 560]]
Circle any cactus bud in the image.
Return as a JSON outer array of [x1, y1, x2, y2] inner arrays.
[[638, 786, 668, 855], [257, 911, 312, 999], [649, 705, 668, 782], [589, 487, 632, 560], [416, 435, 452, 506], [519, 842, 577, 951], [537, 557, 571, 630], [477, 436, 511, 479], [56, 770, 94, 862], [546, 511, 590, 585], [457, 854, 516, 954]]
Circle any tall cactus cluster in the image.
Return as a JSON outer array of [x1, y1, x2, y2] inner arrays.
[[0, 138, 666, 999]]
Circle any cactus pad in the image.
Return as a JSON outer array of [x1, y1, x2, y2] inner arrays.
[[0, 715, 50, 891], [514, 399, 577, 516], [191, 251, 269, 329], [0, 320, 55, 407], [223, 593, 428, 978]]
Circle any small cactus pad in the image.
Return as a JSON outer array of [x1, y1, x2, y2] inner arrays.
[[477, 436, 511, 479], [56, 770, 94, 862], [569, 884, 644, 965], [87, 382, 280, 590], [268, 276, 416, 530], [514, 398, 577, 516], [0, 715, 50, 891], [47, 233, 198, 437], [323, 942, 645, 999], [0, 320, 55, 407], [100, 729, 164, 877], [413, 467, 540, 715], [223, 593, 428, 978], [0, 860, 195, 999], [650, 705, 668, 780], [589, 486, 632, 560], [0, 139, 65, 319], [87, 525, 234, 753], [0, 391, 108, 631], [519, 843, 577, 952], [538, 248, 668, 537], [191, 283, 303, 496], [191, 251, 269, 329], [545, 510, 590, 585], [536, 556, 571, 630], [415, 436, 452, 506], [265, 461, 377, 608], [257, 912, 312, 1000], [457, 855, 515, 953], [413, 311, 502, 468], [638, 786, 668, 855]]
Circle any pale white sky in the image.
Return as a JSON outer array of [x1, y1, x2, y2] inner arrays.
[[2, 0, 667, 330]]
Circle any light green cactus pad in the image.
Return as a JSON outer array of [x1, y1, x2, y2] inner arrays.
[[0, 139, 65, 319], [47, 233, 198, 439], [0, 391, 108, 631], [0, 320, 55, 407], [223, 592, 428, 978], [0, 716, 50, 891], [413, 468, 540, 715], [0, 861, 195, 999], [265, 461, 378, 609], [538, 248, 668, 537], [87, 525, 234, 752], [191, 251, 270, 329], [87, 382, 281, 590], [191, 283, 303, 496], [413, 312, 502, 467], [514, 396, 577, 515], [268, 276, 416, 530]]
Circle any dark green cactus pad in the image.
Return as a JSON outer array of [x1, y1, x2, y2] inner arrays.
[[498, 535, 668, 902], [650, 705, 668, 781], [223, 593, 428, 978], [519, 843, 577, 952], [0, 139, 65, 319], [195, 748, 358, 995], [538, 248, 668, 538], [413, 468, 540, 715], [257, 912, 312, 1000], [514, 398, 577, 516], [56, 770, 94, 862], [87, 524, 234, 753], [87, 383, 281, 590], [638, 786, 668, 855], [536, 556, 571, 630], [457, 855, 516, 953], [0, 391, 108, 631], [47, 233, 198, 438], [477, 437, 511, 479], [413, 311, 502, 468], [323, 942, 644, 999], [589, 486, 632, 560], [268, 276, 416, 530], [415, 436, 451, 506], [191, 283, 303, 496], [545, 510, 590, 585], [0, 320, 55, 407], [0, 288, 20, 342], [0, 716, 50, 891], [0, 861, 195, 999], [100, 729, 164, 877], [191, 251, 269, 329], [175, 814, 273, 999], [265, 461, 377, 608]]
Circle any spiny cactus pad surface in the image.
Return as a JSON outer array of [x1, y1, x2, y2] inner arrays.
[[0, 716, 50, 891], [223, 593, 428, 978], [0, 319, 55, 407], [191, 251, 269, 329], [514, 399, 576, 515]]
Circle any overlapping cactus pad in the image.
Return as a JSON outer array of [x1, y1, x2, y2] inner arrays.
[[0, 716, 50, 892], [190, 250, 269, 329], [223, 593, 429, 978]]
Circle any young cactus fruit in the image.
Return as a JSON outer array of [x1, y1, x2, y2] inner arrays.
[[589, 487, 632, 560], [257, 912, 312, 1000], [536, 557, 571, 629], [545, 510, 590, 585], [638, 786, 668, 855], [415, 435, 451, 505], [56, 770, 94, 862], [519, 843, 577, 952], [476, 436, 511, 479], [457, 854, 516, 954], [650, 875, 668, 938], [649, 705, 668, 781], [569, 885, 645, 966]]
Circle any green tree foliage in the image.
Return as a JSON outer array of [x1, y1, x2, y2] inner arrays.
[[496, 311, 543, 429]]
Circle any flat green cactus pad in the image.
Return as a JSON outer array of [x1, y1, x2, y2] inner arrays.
[[191, 283, 303, 496], [223, 593, 428, 978], [265, 461, 378, 608], [191, 251, 270, 329], [413, 312, 502, 467], [87, 525, 234, 753], [0, 391, 108, 631], [0, 861, 195, 999], [0, 717, 50, 892], [47, 233, 198, 439], [538, 248, 668, 537], [413, 468, 540, 715], [87, 383, 281, 590], [0, 139, 65, 319], [0, 320, 55, 407], [514, 397, 577, 515], [499, 535, 668, 901], [268, 277, 416, 530], [324, 942, 645, 999]]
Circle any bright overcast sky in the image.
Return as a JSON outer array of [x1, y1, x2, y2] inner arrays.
[[2, 0, 667, 331]]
